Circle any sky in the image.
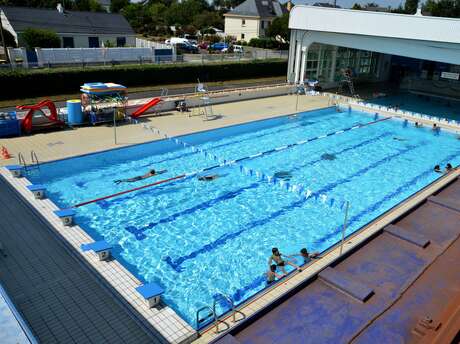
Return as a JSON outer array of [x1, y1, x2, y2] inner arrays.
[[290, 0, 406, 9]]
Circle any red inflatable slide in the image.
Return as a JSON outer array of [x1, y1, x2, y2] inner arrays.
[[17, 100, 64, 134], [131, 97, 161, 118]]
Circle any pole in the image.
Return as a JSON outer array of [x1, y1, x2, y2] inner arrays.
[[0, 10, 10, 64], [113, 108, 117, 144], [339, 201, 350, 255], [295, 86, 300, 111]]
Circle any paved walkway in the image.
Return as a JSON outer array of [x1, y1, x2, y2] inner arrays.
[[0, 94, 329, 167], [0, 177, 164, 344]]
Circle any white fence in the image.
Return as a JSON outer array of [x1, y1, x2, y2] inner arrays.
[[38, 47, 158, 65], [135, 38, 170, 50]]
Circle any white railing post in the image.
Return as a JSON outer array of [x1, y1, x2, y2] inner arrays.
[[339, 201, 350, 255]]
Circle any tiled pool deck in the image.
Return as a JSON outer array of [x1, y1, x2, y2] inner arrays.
[[1, 90, 460, 343]]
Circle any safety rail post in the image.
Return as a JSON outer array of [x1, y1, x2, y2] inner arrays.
[[30, 150, 40, 169], [213, 293, 237, 323], [195, 305, 217, 333], [339, 201, 350, 255], [18, 152, 27, 172]]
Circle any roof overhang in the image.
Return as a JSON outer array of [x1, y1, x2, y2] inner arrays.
[[289, 5, 460, 44], [288, 6, 460, 64]]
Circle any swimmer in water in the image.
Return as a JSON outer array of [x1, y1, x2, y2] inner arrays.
[[288, 248, 321, 265], [445, 163, 454, 173], [268, 247, 301, 273], [415, 122, 423, 128], [198, 175, 219, 181], [434, 165, 442, 173], [266, 264, 284, 285], [114, 169, 166, 184], [393, 137, 407, 141], [273, 171, 292, 181]]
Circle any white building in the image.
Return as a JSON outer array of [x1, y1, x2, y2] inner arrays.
[[0, 5, 135, 48], [224, 0, 287, 42], [287, 6, 460, 98]]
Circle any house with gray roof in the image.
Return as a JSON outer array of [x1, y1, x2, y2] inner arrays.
[[0, 5, 135, 48], [224, 0, 288, 41]]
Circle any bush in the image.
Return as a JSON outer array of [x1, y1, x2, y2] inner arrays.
[[0, 60, 287, 100], [247, 38, 288, 50], [22, 28, 61, 49]]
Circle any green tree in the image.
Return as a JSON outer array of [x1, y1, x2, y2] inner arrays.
[[22, 28, 60, 48], [423, 0, 460, 17], [110, 0, 129, 13], [165, 0, 210, 26], [352, 3, 362, 9], [404, 0, 419, 13], [73, 0, 105, 11], [122, 3, 146, 31], [192, 11, 223, 30], [266, 13, 289, 41]]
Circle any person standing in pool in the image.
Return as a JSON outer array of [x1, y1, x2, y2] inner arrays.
[[266, 264, 284, 285], [114, 169, 166, 184], [268, 247, 301, 273]]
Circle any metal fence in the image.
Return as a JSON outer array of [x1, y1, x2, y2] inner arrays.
[[1, 47, 288, 70]]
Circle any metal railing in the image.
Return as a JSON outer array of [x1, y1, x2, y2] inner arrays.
[[195, 305, 217, 332]]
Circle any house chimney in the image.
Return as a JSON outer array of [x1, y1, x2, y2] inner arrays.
[[57, 3, 64, 13]]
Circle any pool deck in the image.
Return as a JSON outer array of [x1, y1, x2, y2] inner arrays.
[[1, 90, 460, 344], [208, 173, 460, 344], [0, 94, 330, 167]]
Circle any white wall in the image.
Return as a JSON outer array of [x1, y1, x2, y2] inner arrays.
[[60, 33, 136, 48], [224, 16, 260, 41]]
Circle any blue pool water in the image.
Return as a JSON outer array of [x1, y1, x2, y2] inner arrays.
[[28, 107, 460, 326], [368, 92, 460, 121]]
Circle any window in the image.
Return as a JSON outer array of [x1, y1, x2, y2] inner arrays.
[[116, 37, 126, 47], [261, 21, 265, 29], [62, 37, 74, 48], [241, 33, 245, 40], [88, 37, 100, 48], [242, 19, 246, 26]]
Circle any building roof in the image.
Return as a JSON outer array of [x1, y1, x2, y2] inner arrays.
[[289, 5, 460, 45], [226, 0, 287, 18], [0, 6, 134, 35]]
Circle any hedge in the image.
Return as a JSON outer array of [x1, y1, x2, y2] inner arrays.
[[0, 60, 288, 100]]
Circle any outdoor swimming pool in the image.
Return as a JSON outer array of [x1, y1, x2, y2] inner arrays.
[[28, 106, 460, 327]]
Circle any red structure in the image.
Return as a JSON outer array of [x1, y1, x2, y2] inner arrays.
[[17, 100, 64, 134], [131, 97, 161, 118]]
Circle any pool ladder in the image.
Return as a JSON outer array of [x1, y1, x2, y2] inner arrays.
[[195, 293, 244, 335], [18, 151, 40, 173]]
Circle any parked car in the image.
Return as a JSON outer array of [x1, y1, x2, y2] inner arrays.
[[182, 34, 198, 45], [209, 42, 229, 52], [198, 42, 209, 49], [175, 42, 199, 54], [165, 37, 190, 46], [233, 45, 244, 54]]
